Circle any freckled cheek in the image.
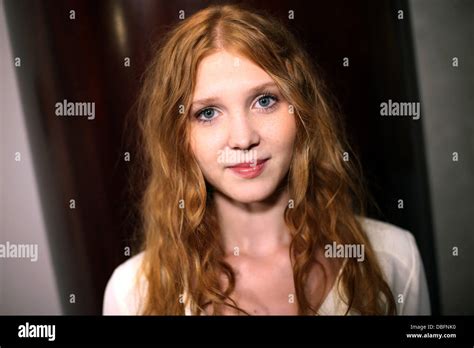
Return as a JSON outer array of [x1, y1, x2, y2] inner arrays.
[[190, 130, 226, 169], [282, 116, 297, 148], [260, 112, 297, 150]]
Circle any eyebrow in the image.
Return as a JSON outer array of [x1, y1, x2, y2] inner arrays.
[[191, 81, 279, 110]]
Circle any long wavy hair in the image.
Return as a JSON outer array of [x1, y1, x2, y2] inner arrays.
[[133, 3, 396, 315]]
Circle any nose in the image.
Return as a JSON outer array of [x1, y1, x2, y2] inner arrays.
[[227, 112, 260, 150]]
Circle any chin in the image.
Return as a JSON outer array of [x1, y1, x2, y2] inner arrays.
[[228, 192, 270, 204], [221, 181, 279, 204]]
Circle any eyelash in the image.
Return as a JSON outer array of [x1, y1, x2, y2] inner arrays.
[[195, 92, 279, 124]]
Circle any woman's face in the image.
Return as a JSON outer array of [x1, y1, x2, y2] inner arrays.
[[189, 49, 297, 203]]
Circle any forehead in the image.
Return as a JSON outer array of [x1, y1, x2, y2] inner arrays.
[[193, 49, 274, 99]]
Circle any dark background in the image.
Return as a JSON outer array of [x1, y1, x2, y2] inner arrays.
[[4, 0, 440, 314]]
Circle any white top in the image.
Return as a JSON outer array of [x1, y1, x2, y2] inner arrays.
[[102, 217, 431, 315]]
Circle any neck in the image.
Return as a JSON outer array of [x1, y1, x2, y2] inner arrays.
[[214, 186, 292, 258]]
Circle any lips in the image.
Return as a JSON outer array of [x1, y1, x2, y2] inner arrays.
[[227, 158, 268, 169], [227, 158, 269, 179]]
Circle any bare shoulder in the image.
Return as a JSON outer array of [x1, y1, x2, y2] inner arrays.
[[103, 251, 146, 315]]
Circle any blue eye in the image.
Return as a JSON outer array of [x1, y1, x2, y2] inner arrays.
[[196, 108, 218, 123], [194, 92, 279, 124], [255, 94, 278, 111]]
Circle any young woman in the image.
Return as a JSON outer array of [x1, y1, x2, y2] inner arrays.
[[103, 4, 430, 315]]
